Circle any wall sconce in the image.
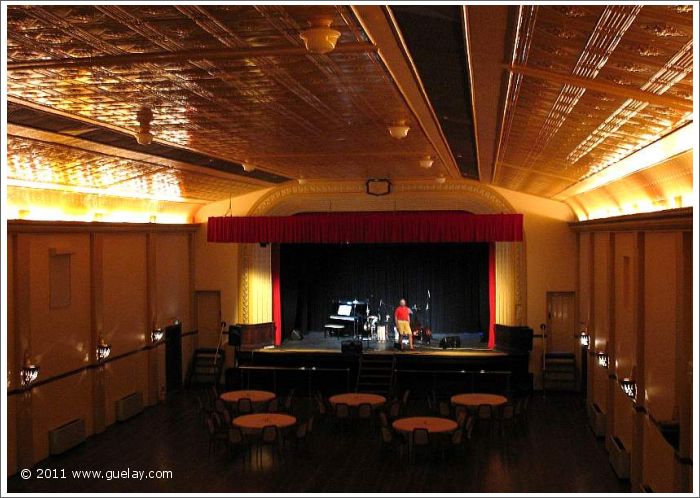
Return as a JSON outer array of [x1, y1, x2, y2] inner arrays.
[[418, 156, 434, 169], [388, 120, 410, 139], [173, 318, 181, 326], [620, 377, 637, 401], [96, 338, 112, 362], [596, 351, 609, 368], [579, 331, 590, 348], [21, 355, 40, 388], [151, 328, 164, 344]]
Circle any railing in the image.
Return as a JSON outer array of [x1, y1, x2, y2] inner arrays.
[[393, 368, 512, 395], [236, 365, 352, 394]]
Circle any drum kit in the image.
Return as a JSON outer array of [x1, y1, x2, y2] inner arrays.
[[360, 297, 432, 345]]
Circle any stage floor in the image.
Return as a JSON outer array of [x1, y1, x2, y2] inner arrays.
[[259, 331, 505, 357]]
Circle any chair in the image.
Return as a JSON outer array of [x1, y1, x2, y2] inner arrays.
[[267, 398, 279, 413], [282, 389, 296, 414], [228, 426, 249, 462], [357, 403, 374, 432], [465, 415, 476, 440], [439, 401, 451, 418], [379, 427, 404, 458], [477, 404, 494, 435], [307, 415, 315, 435], [456, 410, 467, 429], [496, 403, 515, 437], [378, 411, 389, 429], [206, 414, 228, 455], [215, 398, 231, 424], [334, 403, 350, 435], [402, 389, 411, 405], [388, 400, 402, 421], [237, 397, 253, 416], [257, 425, 281, 468], [410, 428, 430, 463]]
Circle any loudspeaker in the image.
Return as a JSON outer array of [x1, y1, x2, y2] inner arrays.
[[228, 325, 242, 346], [290, 329, 304, 341], [341, 339, 363, 355], [439, 336, 461, 349]]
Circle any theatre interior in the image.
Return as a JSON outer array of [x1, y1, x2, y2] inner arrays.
[[3, 3, 696, 495]]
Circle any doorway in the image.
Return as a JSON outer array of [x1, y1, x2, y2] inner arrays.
[[195, 290, 222, 349], [546, 291, 576, 354], [165, 323, 183, 393]]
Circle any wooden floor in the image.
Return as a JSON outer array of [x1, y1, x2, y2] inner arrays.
[[8, 391, 629, 493]]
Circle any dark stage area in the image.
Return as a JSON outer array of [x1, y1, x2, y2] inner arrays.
[[280, 243, 490, 341]]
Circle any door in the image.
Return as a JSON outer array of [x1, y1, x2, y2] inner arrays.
[[195, 290, 222, 349], [165, 323, 182, 393], [546, 291, 576, 354]]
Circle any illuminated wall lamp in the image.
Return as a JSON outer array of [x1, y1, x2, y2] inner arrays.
[[151, 328, 164, 344], [21, 355, 40, 389], [96, 338, 112, 363], [299, 16, 341, 54], [579, 331, 590, 348], [596, 351, 609, 368], [620, 377, 637, 401]]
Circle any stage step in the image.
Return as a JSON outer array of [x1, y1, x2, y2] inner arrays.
[[355, 355, 395, 396], [543, 352, 577, 392], [187, 348, 225, 387]]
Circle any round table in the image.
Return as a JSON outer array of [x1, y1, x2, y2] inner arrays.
[[220, 390, 276, 404], [232, 413, 297, 433], [328, 393, 386, 407], [392, 416, 458, 434], [450, 393, 508, 408]]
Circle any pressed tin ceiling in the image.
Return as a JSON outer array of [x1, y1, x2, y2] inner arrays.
[[6, 4, 451, 182], [492, 4, 693, 198]]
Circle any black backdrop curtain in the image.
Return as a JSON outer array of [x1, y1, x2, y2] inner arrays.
[[280, 243, 489, 338]]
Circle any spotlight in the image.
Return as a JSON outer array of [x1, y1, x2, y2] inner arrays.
[[388, 121, 410, 140], [300, 16, 341, 54], [419, 156, 434, 169]]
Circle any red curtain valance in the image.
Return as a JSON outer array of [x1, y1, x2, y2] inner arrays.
[[207, 212, 523, 243]]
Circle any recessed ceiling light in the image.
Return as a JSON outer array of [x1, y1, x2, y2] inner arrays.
[[388, 120, 410, 139], [300, 16, 341, 54], [419, 156, 434, 169]]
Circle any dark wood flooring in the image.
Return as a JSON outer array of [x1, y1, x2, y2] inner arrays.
[[8, 391, 629, 493]]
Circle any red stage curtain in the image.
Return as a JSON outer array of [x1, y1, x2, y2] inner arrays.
[[207, 212, 523, 243], [488, 243, 496, 349], [272, 244, 282, 346]]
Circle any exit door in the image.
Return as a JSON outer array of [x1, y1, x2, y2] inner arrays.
[[546, 291, 576, 354]]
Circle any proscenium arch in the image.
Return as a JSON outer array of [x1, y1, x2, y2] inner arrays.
[[237, 180, 525, 327]]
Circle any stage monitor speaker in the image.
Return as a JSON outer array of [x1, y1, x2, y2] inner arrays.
[[341, 339, 363, 355], [440, 336, 461, 349], [290, 329, 304, 341], [228, 325, 242, 347]]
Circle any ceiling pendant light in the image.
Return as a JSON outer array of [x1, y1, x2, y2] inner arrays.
[[388, 120, 410, 140], [300, 16, 341, 54], [135, 106, 154, 145], [419, 155, 434, 169]]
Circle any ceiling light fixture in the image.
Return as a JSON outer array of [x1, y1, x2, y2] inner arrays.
[[300, 16, 341, 54], [388, 120, 410, 140], [135, 106, 154, 145], [419, 156, 434, 169]]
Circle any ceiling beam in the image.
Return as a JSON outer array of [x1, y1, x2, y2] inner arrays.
[[7, 42, 377, 71], [508, 63, 693, 113]]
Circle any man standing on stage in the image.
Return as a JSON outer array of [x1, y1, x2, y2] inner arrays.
[[394, 298, 413, 351]]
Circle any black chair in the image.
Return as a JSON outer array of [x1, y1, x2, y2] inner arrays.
[[378, 411, 389, 429], [334, 402, 351, 435], [237, 397, 253, 416], [267, 398, 279, 413], [281, 389, 296, 414], [388, 400, 402, 421], [410, 428, 430, 463], [439, 400, 451, 418], [206, 414, 228, 455], [258, 425, 281, 468]]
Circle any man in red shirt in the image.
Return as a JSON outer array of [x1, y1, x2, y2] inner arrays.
[[394, 298, 413, 350]]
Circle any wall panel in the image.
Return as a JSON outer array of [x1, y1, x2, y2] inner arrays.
[[103, 352, 149, 427], [154, 233, 192, 331]]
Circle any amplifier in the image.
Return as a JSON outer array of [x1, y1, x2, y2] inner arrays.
[[341, 339, 363, 355], [439, 336, 461, 349]]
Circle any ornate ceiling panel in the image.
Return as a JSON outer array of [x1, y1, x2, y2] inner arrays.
[[494, 4, 693, 198], [7, 5, 447, 181], [6, 134, 262, 202]]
